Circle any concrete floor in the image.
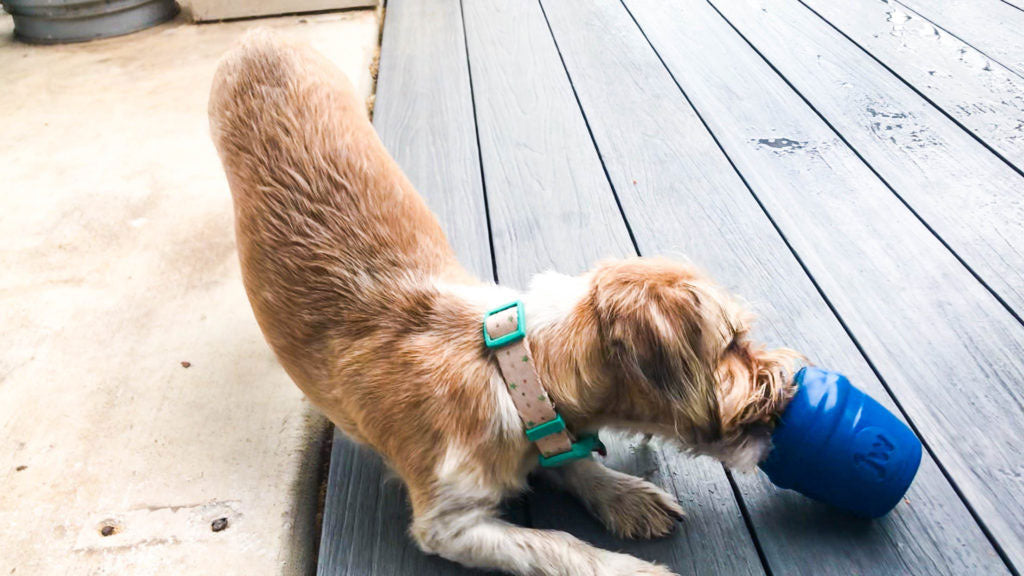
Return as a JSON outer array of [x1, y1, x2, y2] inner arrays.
[[0, 10, 379, 575]]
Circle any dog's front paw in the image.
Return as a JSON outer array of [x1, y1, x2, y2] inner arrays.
[[588, 476, 684, 540], [598, 551, 677, 576]]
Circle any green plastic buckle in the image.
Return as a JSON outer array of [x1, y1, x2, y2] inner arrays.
[[483, 300, 526, 348], [538, 434, 605, 468], [525, 414, 566, 442]]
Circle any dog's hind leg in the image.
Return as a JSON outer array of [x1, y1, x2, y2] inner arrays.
[[544, 458, 684, 541]]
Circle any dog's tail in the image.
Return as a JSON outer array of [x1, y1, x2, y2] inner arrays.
[[209, 29, 454, 273], [208, 30, 460, 372]]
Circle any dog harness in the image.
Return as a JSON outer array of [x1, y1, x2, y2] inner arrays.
[[483, 301, 604, 467]]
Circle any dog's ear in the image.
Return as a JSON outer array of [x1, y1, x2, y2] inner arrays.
[[591, 258, 723, 438], [712, 344, 802, 470], [717, 345, 802, 431]]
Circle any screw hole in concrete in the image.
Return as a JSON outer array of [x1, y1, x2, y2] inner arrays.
[[98, 521, 120, 537]]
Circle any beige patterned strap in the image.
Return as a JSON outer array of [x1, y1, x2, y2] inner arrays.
[[485, 306, 573, 457]]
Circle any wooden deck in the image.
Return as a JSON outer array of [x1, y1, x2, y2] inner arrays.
[[317, 1, 1024, 574]]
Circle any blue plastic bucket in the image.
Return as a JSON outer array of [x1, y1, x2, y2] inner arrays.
[[759, 367, 922, 518]]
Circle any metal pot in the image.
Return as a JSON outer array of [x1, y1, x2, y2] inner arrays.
[[2, 0, 179, 44]]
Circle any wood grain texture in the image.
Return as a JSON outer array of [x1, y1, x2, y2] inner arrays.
[[372, 0, 492, 277], [544, 1, 1011, 574], [894, 0, 1024, 79], [706, 0, 1024, 323], [800, 0, 1024, 173], [461, 1, 765, 573], [318, 1, 502, 574], [462, 0, 634, 283], [323, 0, 1023, 573], [642, 0, 1024, 569]]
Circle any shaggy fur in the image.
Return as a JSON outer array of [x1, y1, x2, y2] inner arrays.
[[209, 30, 802, 576]]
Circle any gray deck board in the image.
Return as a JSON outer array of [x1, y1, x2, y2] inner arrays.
[[894, 0, 1024, 79], [461, 1, 765, 573], [461, 0, 633, 281], [320, 0, 1024, 573], [543, 1, 1009, 574], [372, 0, 491, 276], [800, 0, 1024, 173], [317, 1, 501, 574], [654, 0, 1024, 569], [707, 0, 1024, 322]]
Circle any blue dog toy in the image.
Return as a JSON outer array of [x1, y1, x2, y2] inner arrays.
[[759, 367, 922, 518]]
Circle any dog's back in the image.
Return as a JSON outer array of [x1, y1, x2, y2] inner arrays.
[[209, 31, 463, 390]]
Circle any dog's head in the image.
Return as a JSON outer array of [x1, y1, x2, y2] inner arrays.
[[533, 257, 802, 471]]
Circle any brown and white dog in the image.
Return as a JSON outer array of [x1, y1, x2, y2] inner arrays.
[[209, 31, 801, 576]]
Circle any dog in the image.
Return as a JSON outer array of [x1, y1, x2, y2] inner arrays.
[[209, 30, 801, 576]]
